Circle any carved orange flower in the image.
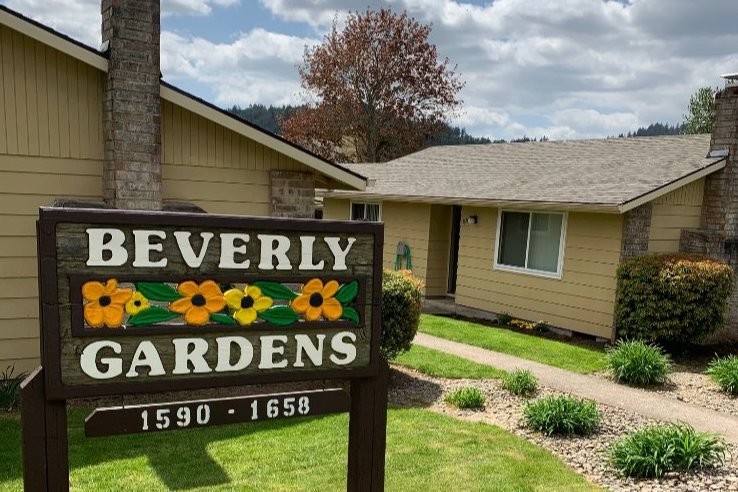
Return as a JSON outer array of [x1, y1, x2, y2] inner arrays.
[[291, 279, 342, 321], [170, 280, 226, 326], [82, 279, 132, 328]]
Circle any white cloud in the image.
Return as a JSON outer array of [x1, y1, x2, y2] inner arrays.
[[4, 0, 737, 140], [161, 29, 318, 106]]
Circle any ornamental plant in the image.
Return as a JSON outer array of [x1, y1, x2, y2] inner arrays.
[[706, 355, 738, 395], [615, 254, 733, 344], [606, 340, 671, 386], [444, 387, 486, 409], [609, 424, 726, 478], [501, 369, 538, 397], [523, 396, 600, 436], [382, 270, 423, 360]]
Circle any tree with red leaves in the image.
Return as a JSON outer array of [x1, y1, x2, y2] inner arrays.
[[281, 9, 464, 163]]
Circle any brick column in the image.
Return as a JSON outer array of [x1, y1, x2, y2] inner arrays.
[[620, 203, 652, 260], [681, 84, 738, 340], [102, 0, 162, 210], [270, 171, 315, 218]]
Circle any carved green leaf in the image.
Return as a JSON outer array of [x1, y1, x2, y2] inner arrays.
[[210, 313, 237, 325], [341, 306, 360, 325], [335, 280, 359, 304], [259, 306, 300, 326], [127, 307, 180, 326], [253, 281, 298, 300], [135, 282, 181, 302]]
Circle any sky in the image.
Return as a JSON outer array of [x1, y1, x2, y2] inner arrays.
[[3, 0, 737, 141]]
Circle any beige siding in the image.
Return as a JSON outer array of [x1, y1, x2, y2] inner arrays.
[[161, 99, 313, 216], [0, 27, 104, 372], [323, 198, 433, 283], [454, 207, 622, 338], [0, 27, 319, 371], [426, 205, 452, 296], [648, 179, 704, 253]]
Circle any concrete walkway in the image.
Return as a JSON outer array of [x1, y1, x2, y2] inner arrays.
[[414, 332, 738, 443]]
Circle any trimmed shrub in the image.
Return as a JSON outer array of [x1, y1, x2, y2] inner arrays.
[[501, 369, 538, 397], [707, 355, 738, 395], [606, 340, 671, 386], [609, 424, 726, 478], [444, 387, 486, 409], [615, 254, 733, 344], [523, 395, 600, 436], [382, 270, 423, 360]]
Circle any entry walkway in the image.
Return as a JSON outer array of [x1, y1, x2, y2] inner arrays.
[[414, 332, 738, 443]]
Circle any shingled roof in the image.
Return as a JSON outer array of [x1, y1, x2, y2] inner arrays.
[[322, 134, 726, 213]]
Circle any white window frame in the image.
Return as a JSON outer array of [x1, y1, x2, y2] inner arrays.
[[492, 209, 568, 279], [349, 200, 382, 221]]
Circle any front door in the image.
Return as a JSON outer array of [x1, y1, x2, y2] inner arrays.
[[447, 205, 462, 294]]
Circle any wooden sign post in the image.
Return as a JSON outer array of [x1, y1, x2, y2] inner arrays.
[[22, 207, 387, 491]]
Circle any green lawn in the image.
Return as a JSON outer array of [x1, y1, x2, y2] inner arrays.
[[419, 314, 607, 374], [0, 408, 598, 491], [393, 344, 506, 379]]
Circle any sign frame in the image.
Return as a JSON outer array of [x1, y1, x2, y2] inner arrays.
[[23, 207, 389, 492]]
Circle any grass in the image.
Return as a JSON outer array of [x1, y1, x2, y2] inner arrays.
[[609, 423, 726, 478], [419, 314, 607, 373], [706, 355, 738, 395], [606, 340, 670, 386], [444, 387, 486, 409], [393, 344, 505, 379], [501, 369, 538, 397], [0, 408, 599, 491], [524, 396, 601, 437]]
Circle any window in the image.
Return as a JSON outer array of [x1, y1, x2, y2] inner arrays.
[[350, 202, 381, 221], [494, 210, 566, 277]]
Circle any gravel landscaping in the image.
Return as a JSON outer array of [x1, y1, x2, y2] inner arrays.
[[596, 366, 738, 418], [389, 365, 738, 492]]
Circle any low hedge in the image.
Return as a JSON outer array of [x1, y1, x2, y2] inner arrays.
[[615, 254, 733, 344], [382, 270, 423, 360]]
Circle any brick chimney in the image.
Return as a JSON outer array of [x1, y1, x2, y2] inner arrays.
[[681, 74, 738, 340], [101, 0, 162, 210]]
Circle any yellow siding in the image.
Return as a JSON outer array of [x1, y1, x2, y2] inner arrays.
[[426, 205, 452, 296], [0, 27, 105, 372], [454, 207, 622, 338], [323, 198, 433, 283], [161, 99, 313, 216], [648, 179, 704, 253], [0, 27, 319, 371]]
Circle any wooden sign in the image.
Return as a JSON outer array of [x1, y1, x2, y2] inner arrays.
[[84, 388, 350, 437], [22, 208, 388, 492]]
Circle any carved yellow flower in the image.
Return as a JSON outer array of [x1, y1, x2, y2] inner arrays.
[[125, 292, 150, 315], [224, 285, 273, 325], [170, 280, 226, 326], [291, 279, 342, 321], [82, 279, 132, 328]]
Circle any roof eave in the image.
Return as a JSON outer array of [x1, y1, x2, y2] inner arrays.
[[0, 5, 366, 192], [617, 157, 727, 213], [319, 190, 622, 213]]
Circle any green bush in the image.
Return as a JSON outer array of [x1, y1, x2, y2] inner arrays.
[[0, 366, 26, 411], [501, 369, 538, 396], [444, 387, 486, 409], [707, 355, 738, 395], [606, 340, 671, 386], [615, 254, 733, 344], [523, 395, 600, 436], [609, 424, 726, 478], [381, 270, 423, 360], [496, 312, 513, 326]]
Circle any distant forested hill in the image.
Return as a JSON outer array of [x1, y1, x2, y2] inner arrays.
[[616, 122, 686, 138], [228, 104, 491, 146]]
